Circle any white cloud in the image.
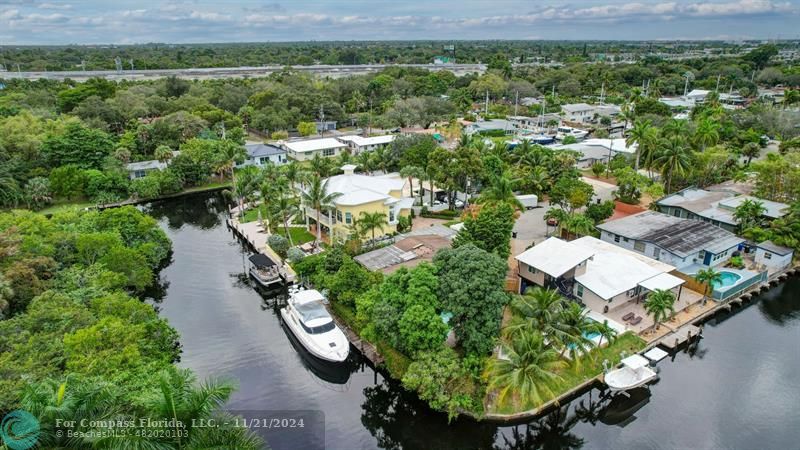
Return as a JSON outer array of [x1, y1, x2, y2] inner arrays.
[[38, 2, 72, 10]]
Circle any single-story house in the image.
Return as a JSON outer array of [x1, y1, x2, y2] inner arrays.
[[596, 210, 745, 272], [550, 138, 636, 169], [515, 236, 685, 313], [238, 143, 287, 167], [754, 241, 794, 275], [284, 138, 348, 161], [657, 187, 788, 233], [336, 135, 395, 154], [126, 160, 169, 180], [465, 119, 515, 135]]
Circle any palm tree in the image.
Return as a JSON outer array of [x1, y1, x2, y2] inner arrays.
[[695, 268, 723, 305], [309, 153, 333, 177], [627, 119, 654, 171], [24, 177, 52, 210], [0, 172, 21, 208], [693, 117, 721, 151], [216, 140, 247, 183], [282, 160, 303, 190], [782, 89, 799, 109], [734, 199, 766, 231], [154, 144, 174, 163], [644, 289, 676, 330], [555, 302, 597, 362], [527, 166, 550, 197], [591, 320, 617, 348], [485, 331, 566, 408], [400, 165, 424, 204], [655, 136, 692, 193], [662, 118, 690, 139], [478, 172, 524, 210], [741, 142, 761, 166], [359, 211, 388, 246], [356, 151, 374, 175], [299, 174, 342, 241], [274, 192, 300, 245], [507, 287, 565, 339]]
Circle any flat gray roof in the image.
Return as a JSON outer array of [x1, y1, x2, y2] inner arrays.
[[757, 240, 793, 256], [598, 211, 744, 257], [657, 188, 788, 225]]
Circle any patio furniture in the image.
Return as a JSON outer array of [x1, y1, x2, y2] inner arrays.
[[622, 312, 635, 322], [629, 316, 643, 326]]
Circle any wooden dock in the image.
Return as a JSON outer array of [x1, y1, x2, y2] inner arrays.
[[227, 217, 296, 284], [658, 324, 701, 350]]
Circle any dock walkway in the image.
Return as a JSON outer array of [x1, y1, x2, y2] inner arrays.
[[227, 217, 296, 284]]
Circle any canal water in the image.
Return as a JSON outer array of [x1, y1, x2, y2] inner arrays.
[[144, 193, 800, 450]]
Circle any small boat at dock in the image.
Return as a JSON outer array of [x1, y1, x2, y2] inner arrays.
[[248, 253, 283, 288], [604, 354, 657, 392], [280, 288, 349, 362]]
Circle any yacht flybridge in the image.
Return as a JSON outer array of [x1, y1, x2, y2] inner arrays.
[[604, 354, 658, 392], [281, 288, 350, 362], [555, 126, 589, 141]]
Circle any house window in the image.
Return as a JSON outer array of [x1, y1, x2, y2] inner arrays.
[[634, 241, 645, 253], [614, 234, 620, 243], [323, 148, 335, 157], [389, 209, 396, 222], [654, 247, 661, 259], [336, 210, 343, 223], [345, 212, 352, 225], [528, 266, 537, 274], [698, 250, 706, 260], [576, 284, 584, 297]]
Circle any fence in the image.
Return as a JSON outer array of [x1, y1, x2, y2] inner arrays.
[[713, 270, 768, 301]]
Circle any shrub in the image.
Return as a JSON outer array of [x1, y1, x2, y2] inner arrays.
[[130, 175, 161, 200], [729, 255, 745, 269], [270, 130, 289, 140], [267, 234, 289, 259], [286, 247, 305, 263], [591, 162, 606, 178]]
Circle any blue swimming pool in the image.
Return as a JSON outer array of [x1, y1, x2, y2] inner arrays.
[[714, 271, 742, 288]]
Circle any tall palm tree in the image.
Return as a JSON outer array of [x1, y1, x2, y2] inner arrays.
[[554, 303, 597, 362], [485, 331, 566, 408], [644, 289, 676, 330], [309, 153, 333, 177], [400, 165, 424, 204], [359, 211, 388, 246], [299, 174, 342, 241], [478, 172, 524, 210], [655, 136, 693, 193], [591, 320, 617, 348], [733, 199, 766, 231], [216, 140, 247, 183], [662, 118, 690, 139], [506, 287, 565, 343], [282, 159, 303, 190], [694, 117, 721, 151], [274, 192, 300, 245], [695, 268, 723, 305], [627, 119, 654, 171]]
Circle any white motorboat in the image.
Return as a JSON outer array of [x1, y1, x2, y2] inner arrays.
[[280, 288, 350, 362], [555, 126, 589, 141], [604, 355, 657, 392], [248, 254, 283, 288]]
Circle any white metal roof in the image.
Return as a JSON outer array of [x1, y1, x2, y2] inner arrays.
[[515, 237, 595, 278], [337, 135, 394, 147], [285, 138, 347, 153], [638, 272, 685, 292], [322, 172, 409, 207], [572, 236, 678, 300]]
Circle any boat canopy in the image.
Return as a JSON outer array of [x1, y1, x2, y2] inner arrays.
[[249, 253, 276, 268], [295, 301, 331, 323], [621, 354, 649, 369]]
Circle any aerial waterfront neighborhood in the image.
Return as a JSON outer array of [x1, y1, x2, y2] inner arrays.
[[0, 1, 799, 448]]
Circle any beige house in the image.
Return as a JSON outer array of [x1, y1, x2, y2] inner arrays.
[[303, 165, 414, 243], [284, 138, 348, 161]]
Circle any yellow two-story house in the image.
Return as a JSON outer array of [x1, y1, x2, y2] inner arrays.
[[304, 165, 414, 243]]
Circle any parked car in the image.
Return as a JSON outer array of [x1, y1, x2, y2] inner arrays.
[[547, 217, 559, 227]]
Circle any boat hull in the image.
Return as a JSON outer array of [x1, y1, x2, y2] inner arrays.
[[249, 267, 283, 288], [604, 367, 657, 392], [280, 307, 349, 363]]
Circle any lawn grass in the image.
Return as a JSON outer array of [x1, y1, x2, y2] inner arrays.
[[240, 205, 269, 223], [488, 331, 647, 414]]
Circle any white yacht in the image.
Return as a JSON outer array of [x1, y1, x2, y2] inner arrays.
[[281, 288, 350, 362], [604, 354, 657, 392], [555, 126, 589, 141]]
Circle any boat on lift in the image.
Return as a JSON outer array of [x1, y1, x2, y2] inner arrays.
[[248, 254, 283, 288], [555, 125, 589, 141], [604, 354, 657, 392], [280, 288, 349, 362]]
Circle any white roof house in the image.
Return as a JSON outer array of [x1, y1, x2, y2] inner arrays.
[[284, 138, 348, 161], [322, 165, 408, 207], [515, 237, 595, 278], [337, 135, 394, 148]]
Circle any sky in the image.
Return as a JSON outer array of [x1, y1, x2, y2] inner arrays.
[[0, 0, 798, 44]]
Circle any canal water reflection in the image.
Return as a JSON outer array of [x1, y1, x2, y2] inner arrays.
[[144, 193, 800, 450]]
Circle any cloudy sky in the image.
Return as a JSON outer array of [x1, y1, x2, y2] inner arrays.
[[0, 0, 798, 44]]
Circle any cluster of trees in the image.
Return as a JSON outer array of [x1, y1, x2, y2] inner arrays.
[[0, 206, 261, 446]]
